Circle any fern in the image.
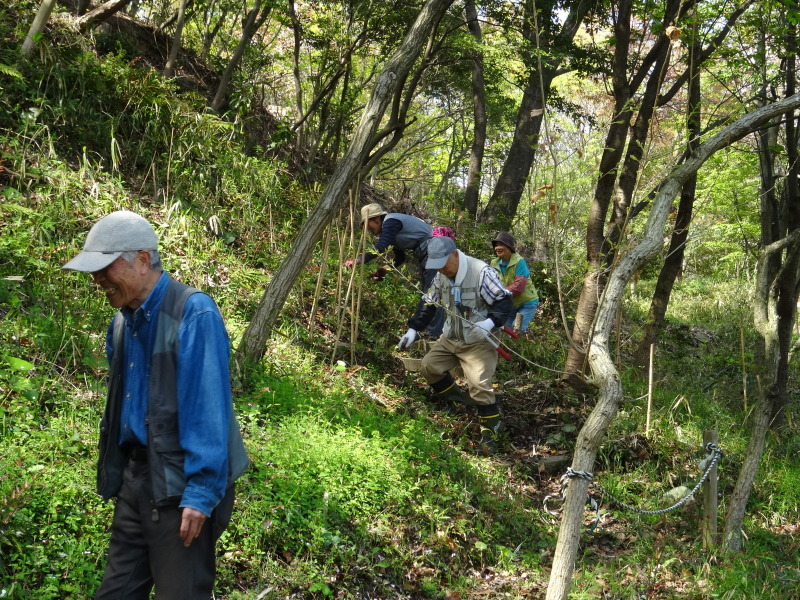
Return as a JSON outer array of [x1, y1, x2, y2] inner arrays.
[[0, 62, 22, 79]]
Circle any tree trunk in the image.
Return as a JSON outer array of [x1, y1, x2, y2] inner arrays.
[[200, 1, 226, 62], [234, 0, 455, 370], [637, 14, 703, 365], [546, 92, 800, 600], [21, 0, 58, 59], [462, 0, 486, 219], [563, 0, 634, 379], [565, 0, 699, 381], [480, 0, 589, 229], [210, 0, 272, 113], [723, 230, 800, 550], [74, 0, 133, 31], [162, 0, 191, 78], [289, 0, 305, 152]]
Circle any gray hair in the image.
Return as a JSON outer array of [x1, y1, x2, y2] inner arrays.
[[120, 250, 162, 269]]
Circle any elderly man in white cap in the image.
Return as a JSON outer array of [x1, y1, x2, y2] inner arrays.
[[63, 210, 248, 599], [397, 236, 513, 455], [349, 202, 444, 338]]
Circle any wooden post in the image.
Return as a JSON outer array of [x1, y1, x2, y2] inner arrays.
[[645, 343, 654, 435], [702, 429, 718, 550]]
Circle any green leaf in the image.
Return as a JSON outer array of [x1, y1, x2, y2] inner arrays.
[[5, 356, 35, 372]]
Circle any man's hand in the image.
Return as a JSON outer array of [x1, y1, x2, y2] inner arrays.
[[473, 318, 495, 342], [345, 259, 355, 268], [180, 507, 208, 547], [396, 328, 418, 350]]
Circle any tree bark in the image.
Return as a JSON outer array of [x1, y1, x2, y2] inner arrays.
[[162, 0, 191, 78], [563, 0, 634, 380], [462, 0, 486, 219], [234, 0, 455, 370], [210, 0, 272, 113], [723, 22, 800, 549], [480, 0, 589, 229], [21, 0, 58, 59], [564, 0, 707, 381], [200, 0, 227, 62], [723, 231, 800, 550], [74, 0, 133, 31], [289, 0, 305, 151], [637, 13, 703, 365], [546, 92, 800, 600]]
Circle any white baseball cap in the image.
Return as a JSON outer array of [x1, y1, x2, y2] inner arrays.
[[62, 211, 158, 272]]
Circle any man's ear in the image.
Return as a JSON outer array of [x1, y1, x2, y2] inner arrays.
[[136, 250, 151, 272]]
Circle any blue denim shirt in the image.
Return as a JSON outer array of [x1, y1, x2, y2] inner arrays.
[[105, 271, 232, 516]]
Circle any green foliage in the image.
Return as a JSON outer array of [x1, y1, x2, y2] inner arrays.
[[1, 2, 799, 599]]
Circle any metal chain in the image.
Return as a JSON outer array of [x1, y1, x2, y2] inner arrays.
[[544, 443, 723, 519]]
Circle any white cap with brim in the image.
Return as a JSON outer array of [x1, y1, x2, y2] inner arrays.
[[62, 211, 158, 273], [360, 203, 388, 222], [425, 236, 456, 270]]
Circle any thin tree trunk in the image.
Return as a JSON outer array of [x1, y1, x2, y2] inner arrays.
[[462, 0, 486, 219], [480, 0, 589, 229], [74, 0, 133, 31], [563, 0, 634, 380], [637, 13, 702, 365], [565, 0, 692, 381], [162, 0, 191, 78], [210, 1, 272, 113], [201, 3, 227, 62], [547, 92, 800, 600], [289, 0, 305, 151], [21, 0, 58, 59], [234, 0, 455, 370], [723, 231, 800, 550]]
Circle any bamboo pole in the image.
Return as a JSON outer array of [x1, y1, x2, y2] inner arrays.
[[308, 220, 334, 333], [645, 343, 654, 435], [702, 429, 719, 550], [329, 207, 350, 364]]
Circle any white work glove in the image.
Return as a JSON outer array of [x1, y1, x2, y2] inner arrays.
[[396, 328, 418, 350], [473, 318, 496, 343]]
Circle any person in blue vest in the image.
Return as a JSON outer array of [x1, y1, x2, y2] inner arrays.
[[347, 203, 444, 338], [62, 210, 248, 599], [490, 232, 539, 333]]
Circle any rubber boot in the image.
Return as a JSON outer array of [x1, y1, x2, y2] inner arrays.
[[477, 404, 503, 456], [430, 373, 476, 413]]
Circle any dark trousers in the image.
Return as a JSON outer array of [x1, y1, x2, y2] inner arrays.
[[419, 266, 444, 338], [95, 457, 234, 600]]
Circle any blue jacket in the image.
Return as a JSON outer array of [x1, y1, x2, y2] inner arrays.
[[98, 272, 248, 516]]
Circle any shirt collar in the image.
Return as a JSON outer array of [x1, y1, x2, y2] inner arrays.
[[451, 250, 468, 286]]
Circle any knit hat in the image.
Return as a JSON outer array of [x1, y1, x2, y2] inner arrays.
[[62, 211, 158, 272], [360, 203, 387, 222], [426, 236, 456, 270], [491, 232, 516, 253]]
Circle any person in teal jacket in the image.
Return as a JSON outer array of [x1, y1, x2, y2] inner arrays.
[[490, 232, 539, 333]]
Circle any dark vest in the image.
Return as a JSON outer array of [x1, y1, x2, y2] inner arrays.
[[97, 279, 249, 505]]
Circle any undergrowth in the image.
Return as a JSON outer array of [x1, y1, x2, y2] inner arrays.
[[1, 5, 799, 600]]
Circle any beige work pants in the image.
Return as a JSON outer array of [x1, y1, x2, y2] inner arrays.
[[420, 336, 498, 406]]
